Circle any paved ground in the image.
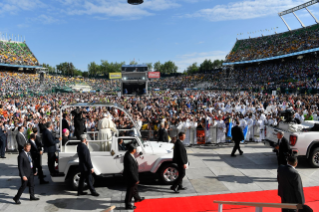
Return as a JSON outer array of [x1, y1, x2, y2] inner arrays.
[[1, 143, 319, 212]]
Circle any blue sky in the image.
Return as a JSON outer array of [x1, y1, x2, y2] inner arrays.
[[0, 0, 318, 72]]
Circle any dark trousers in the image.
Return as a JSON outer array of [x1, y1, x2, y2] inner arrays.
[[281, 198, 297, 212], [78, 171, 96, 194], [15, 174, 34, 200], [125, 182, 140, 206], [47, 152, 56, 174], [172, 164, 186, 190], [0, 139, 5, 157], [231, 141, 242, 155], [32, 155, 44, 180]]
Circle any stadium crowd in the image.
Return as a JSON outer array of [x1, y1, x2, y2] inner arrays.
[[1, 87, 319, 153], [226, 24, 319, 62], [0, 41, 38, 66]]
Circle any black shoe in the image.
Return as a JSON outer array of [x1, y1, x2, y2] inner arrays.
[[135, 197, 145, 202], [91, 192, 99, 197], [40, 180, 49, 185], [30, 196, 39, 201], [13, 197, 21, 204], [240, 151, 243, 155], [231, 154, 236, 157], [125, 205, 137, 210], [170, 186, 180, 193], [178, 186, 187, 190], [77, 192, 88, 196], [1, 156, 6, 158]]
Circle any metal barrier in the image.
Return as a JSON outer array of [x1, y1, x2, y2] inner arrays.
[[214, 200, 303, 212], [140, 127, 219, 145]]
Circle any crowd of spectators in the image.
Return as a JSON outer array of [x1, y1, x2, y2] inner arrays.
[[226, 24, 319, 62], [0, 41, 38, 66]]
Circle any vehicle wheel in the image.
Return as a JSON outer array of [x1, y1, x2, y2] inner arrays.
[[69, 170, 95, 191], [308, 147, 319, 168], [159, 163, 179, 185]]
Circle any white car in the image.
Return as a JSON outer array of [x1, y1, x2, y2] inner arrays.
[[51, 103, 179, 190], [265, 120, 319, 168]]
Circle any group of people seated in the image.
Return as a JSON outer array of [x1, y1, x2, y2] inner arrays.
[[226, 24, 319, 62]]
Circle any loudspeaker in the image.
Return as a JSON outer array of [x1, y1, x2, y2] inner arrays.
[[128, 0, 143, 5]]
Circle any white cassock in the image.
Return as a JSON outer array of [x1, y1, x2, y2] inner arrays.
[[253, 120, 261, 141], [216, 120, 226, 143], [239, 119, 247, 142], [98, 117, 117, 151], [190, 121, 198, 145], [259, 119, 265, 141], [183, 119, 191, 146], [246, 118, 254, 140]]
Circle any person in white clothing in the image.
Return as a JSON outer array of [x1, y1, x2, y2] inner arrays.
[[216, 116, 226, 143], [98, 113, 117, 151]]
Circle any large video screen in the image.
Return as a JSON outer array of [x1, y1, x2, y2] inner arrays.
[[122, 82, 146, 95]]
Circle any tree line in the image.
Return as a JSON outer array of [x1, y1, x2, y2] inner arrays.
[[42, 59, 224, 77]]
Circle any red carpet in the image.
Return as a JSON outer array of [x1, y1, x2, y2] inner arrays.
[[135, 186, 319, 212]]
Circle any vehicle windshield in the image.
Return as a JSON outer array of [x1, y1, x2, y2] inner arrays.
[[139, 137, 145, 145]]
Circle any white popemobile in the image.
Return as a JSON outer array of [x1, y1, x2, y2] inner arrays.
[[51, 103, 179, 190], [264, 109, 319, 168]]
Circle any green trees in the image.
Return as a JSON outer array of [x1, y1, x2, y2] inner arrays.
[[56, 62, 82, 76], [152, 61, 178, 74], [184, 59, 224, 75]]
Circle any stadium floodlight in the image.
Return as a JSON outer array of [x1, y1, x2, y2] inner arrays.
[[278, 0, 319, 31], [128, 0, 143, 5]]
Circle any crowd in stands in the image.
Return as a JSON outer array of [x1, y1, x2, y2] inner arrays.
[[0, 41, 38, 66], [223, 54, 319, 91], [226, 24, 319, 62]]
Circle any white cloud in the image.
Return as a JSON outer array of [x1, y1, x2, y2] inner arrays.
[[0, 0, 45, 14], [36, 14, 60, 24], [175, 51, 226, 72], [183, 0, 308, 22]]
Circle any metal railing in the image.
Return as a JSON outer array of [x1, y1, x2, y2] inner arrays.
[[214, 201, 303, 212], [140, 126, 220, 145]]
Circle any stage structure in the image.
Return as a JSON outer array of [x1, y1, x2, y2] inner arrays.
[[278, 0, 319, 31], [36, 67, 48, 84], [121, 64, 149, 95]]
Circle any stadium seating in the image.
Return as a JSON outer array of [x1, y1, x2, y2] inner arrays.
[[226, 24, 319, 62], [0, 41, 39, 66]]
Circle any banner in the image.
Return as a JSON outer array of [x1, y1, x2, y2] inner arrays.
[[109, 73, 122, 79], [148, 72, 160, 78]]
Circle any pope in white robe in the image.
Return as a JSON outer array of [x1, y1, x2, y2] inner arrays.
[[98, 113, 117, 151]]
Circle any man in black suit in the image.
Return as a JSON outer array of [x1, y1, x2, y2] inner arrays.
[[276, 131, 292, 166], [158, 123, 169, 142], [118, 139, 126, 151], [71, 108, 86, 140], [277, 156, 305, 212], [62, 113, 70, 132], [171, 132, 188, 193], [123, 143, 144, 210], [13, 143, 40, 204], [0, 121, 7, 158], [16, 126, 27, 152], [42, 122, 61, 175], [77, 135, 99, 197], [231, 119, 244, 157], [29, 133, 48, 184]]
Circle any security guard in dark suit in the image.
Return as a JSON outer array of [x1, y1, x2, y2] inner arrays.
[[276, 131, 292, 166], [123, 143, 144, 210], [171, 132, 188, 193], [77, 135, 99, 197], [13, 143, 40, 204], [277, 156, 305, 212]]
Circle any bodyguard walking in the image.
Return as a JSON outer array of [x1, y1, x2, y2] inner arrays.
[[77, 135, 99, 197], [276, 131, 292, 166], [13, 143, 40, 204], [171, 132, 188, 193], [231, 119, 244, 157], [123, 143, 144, 210]]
